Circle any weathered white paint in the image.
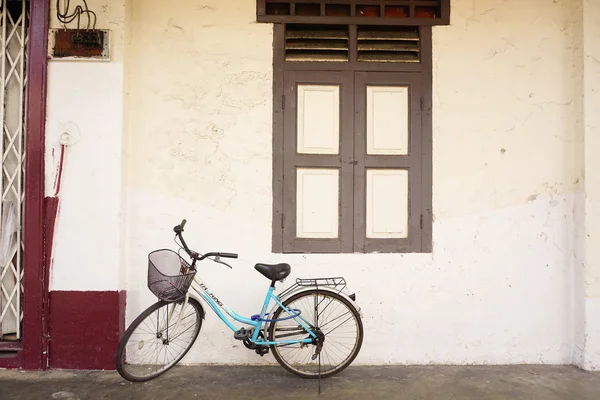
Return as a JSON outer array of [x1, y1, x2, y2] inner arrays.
[[366, 169, 408, 239], [366, 86, 409, 155], [121, 0, 580, 366], [296, 168, 339, 239], [570, 0, 586, 370], [46, 1, 127, 291], [297, 85, 340, 155], [582, 298, 600, 370], [579, 0, 600, 371], [583, 0, 600, 298], [45, 0, 600, 369], [126, 188, 576, 366]]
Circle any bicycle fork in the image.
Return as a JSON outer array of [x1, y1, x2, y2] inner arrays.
[[160, 295, 190, 343]]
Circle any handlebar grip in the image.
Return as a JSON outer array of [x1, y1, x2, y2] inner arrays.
[[219, 252, 238, 259], [174, 219, 187, 233]]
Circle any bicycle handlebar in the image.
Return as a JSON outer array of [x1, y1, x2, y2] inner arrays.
[[217, 252, 239, 259], [173, 219, 238, 263], [174, 219, 186, 233]]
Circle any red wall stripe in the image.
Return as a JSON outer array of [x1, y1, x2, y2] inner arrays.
[[49, 291, 126, 370]]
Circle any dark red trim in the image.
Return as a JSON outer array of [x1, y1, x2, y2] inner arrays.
[[41, 196, 59, 369], [53, 145, 65, 195], [43, 148, 64, 371], [0, 342, 23, 351], [0, 352, 22, 368], [21, 0, 50, 370], [118, 290, 127, 338], [48, 291, 126, 370]]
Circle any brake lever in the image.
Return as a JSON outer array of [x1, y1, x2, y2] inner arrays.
[[213, 256, 233, 269]]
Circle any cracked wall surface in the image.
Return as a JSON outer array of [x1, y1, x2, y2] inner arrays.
[[117, 0, 582, 366], [43, 0, 597, 367]]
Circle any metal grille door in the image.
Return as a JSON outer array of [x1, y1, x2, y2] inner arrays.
[[0, 0, 28, 340]]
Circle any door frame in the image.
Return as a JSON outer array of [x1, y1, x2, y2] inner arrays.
[[0, 0, 49, 370]]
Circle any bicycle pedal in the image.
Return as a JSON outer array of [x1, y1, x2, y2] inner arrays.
[[256, 346, 269, 356], [234, 328, 253, 340]]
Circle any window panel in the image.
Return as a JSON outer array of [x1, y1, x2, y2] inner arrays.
[[367, 86, 409, 155], [296, 168, 339, 238], [272, 23, 433, 254], [353, 71, 424, 253], [366, 169, 409, 239], [297, 85, 340, 154]]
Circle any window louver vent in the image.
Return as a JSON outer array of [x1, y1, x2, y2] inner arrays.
[[258, 0, 451, 26], [357, 26, 420, 63], [285, 25, 349, 62]]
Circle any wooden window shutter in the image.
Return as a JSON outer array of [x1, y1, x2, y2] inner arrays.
[[281, 71, 355, 253], [353, 72, 425, 252], [271, 24, 434, 254], [357, 26, 420, 63], [285, 25, 349, 62]]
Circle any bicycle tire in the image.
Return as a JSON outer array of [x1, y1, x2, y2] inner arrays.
[[268, 289, 363, 379], [116, 298, 203, 382]]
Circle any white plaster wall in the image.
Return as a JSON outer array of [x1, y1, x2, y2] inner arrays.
[[572, 0, 587, 368], [581, 0, 600, 370], [122, 0, 583, 365], [46, 1, 127, 291]]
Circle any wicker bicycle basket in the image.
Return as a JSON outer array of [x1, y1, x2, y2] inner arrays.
[[147, 249, 196, 302]]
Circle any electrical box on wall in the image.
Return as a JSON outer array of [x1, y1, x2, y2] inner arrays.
[[49, 29, 110, 60]]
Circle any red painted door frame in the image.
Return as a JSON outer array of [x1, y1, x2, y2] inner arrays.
[[0, 0, 49, 370]]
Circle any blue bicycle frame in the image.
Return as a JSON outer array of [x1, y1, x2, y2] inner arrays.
[[188, 275, 317, 345]]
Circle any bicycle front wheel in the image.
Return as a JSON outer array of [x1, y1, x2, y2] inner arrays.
[[268, 290, 363, 379], [116, 298, 203, 382]]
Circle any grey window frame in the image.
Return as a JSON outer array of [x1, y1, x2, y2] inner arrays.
[[272, 24, 433, 254]]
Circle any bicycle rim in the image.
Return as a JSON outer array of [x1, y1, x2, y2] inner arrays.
[[268, 290, 363, 379], [116, 298, 203, 382]]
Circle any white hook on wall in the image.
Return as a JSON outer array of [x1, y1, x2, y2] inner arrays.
[[57, 121, 81, 146], [50, 121, 80, 197]]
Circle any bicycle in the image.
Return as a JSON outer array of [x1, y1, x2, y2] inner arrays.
[[116, 219, 364, 383]]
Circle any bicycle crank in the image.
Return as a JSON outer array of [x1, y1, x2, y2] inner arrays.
[[239, 330, 270, 356]]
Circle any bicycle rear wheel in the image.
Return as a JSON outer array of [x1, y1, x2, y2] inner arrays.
[[116, 298, 203, 382], [268, 290, 363, 379]]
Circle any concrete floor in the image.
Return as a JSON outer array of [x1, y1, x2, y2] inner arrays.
[[0, 365, 599, 400]]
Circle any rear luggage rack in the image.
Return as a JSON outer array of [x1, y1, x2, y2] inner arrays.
[[279, 277, 349, 299]]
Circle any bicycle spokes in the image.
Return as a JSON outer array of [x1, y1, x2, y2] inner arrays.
[[118, 301, 202, 381], [270, 291, 362, 378]]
